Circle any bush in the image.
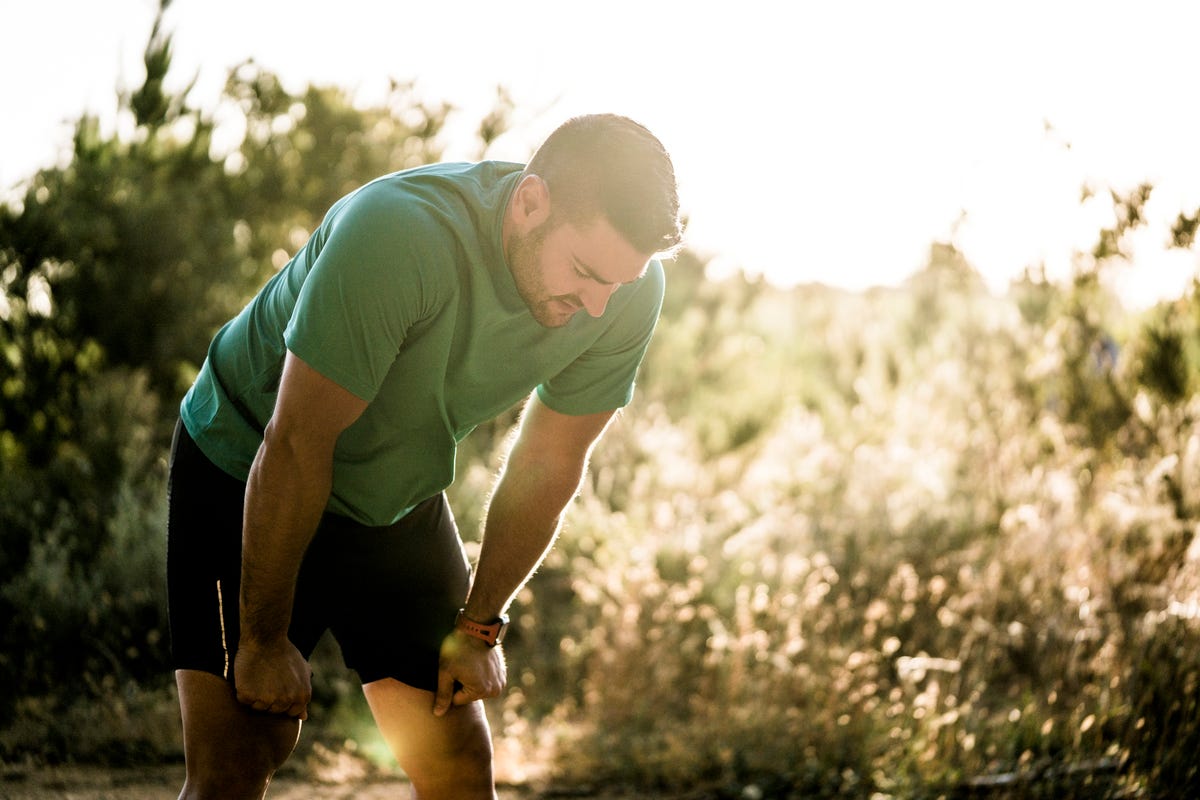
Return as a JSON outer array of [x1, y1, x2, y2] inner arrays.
[[0, 367, 171, 733], [485, 264, 1200, 799]]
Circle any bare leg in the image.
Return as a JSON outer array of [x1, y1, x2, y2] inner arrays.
[[363, 678, 497, 800], [176, 669, 302, 800]]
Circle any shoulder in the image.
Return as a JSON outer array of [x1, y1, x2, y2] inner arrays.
[[611, 258, 666, 321], [326, 170, 448, 241], [328, 161, 521, 251], [339, 162, 522, 220], [641, 258, 667, 299]]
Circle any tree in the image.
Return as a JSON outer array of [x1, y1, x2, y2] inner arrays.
[[0, 0, 481, 724]]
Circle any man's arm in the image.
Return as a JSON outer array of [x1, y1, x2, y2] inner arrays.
[[433, 394, 616, 715], [234, 351, 368, 719]]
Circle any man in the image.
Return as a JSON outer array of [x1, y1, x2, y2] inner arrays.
[[166, 113, 682, 799]]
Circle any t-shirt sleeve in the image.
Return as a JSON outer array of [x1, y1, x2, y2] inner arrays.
[[283, 187, 445, 401], [536, 259, 666, 415]]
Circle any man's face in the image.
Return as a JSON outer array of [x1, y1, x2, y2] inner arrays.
[[507, 214, 651, 328]]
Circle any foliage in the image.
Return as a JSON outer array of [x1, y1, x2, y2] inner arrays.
[[4, 5, 1200, 799], [476, 237, 1200, 798]]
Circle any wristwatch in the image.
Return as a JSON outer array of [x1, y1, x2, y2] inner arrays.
[[454, 609, 510, 647]]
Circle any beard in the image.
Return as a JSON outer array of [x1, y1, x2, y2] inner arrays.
[[506, 222, 582, 329]]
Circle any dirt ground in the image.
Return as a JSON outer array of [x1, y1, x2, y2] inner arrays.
[[0, 764, 545, 799], [0, 764, 688, 800]]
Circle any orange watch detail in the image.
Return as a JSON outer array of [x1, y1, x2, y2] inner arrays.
[[454, 609, 510, 646]]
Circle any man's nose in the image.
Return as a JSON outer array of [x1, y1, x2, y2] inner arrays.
[[581, 283, 618, 318]]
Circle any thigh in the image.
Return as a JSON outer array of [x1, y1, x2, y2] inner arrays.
[[300, 495, 472, 691], [166, 421, 247, 679], [168, 420, 333, 676], [362, 677, 495, 800]]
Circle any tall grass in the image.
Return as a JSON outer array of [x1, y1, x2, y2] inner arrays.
[[463, 255, 1200, 798]]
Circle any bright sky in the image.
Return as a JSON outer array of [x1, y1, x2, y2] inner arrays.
[[2, 0, 1198, 308]]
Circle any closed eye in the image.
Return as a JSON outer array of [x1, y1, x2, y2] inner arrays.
[[572, 256, 616, 286]]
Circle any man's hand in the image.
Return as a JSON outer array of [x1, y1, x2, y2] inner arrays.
[[233, 638, 312, 720], [433, 630, 507, 716]]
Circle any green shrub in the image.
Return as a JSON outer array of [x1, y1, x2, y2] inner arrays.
[[0, 367, 171, 732], [484, 266, 1200, 799]]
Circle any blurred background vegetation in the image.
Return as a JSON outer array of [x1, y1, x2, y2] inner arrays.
[[3, 9, 1200, 800]]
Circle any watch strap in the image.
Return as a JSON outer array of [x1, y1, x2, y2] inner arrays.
[[454, 609, 509, 646]]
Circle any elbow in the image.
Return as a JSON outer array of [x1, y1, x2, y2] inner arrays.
[[256, 417, 337, 487], [505, 448, 589, 509], [263, 410, 337, 457], [546, 463, 588, 508]]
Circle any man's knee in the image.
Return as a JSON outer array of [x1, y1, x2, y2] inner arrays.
[[180, 769, 271, 800], [406, 718, 495, 797], [176, 669, 302, 799], [364, 678, 497, 798], [180, 713, 300, 799]]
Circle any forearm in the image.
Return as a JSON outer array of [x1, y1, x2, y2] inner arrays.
[[239, 428, 332, 645], [435, 398, 611, 714], [464, 455, 585, 620]]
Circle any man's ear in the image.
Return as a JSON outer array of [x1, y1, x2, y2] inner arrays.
[[512, 174, 551, 230]]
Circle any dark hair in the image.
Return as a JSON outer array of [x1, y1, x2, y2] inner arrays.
[[525, 114, 683, 255]]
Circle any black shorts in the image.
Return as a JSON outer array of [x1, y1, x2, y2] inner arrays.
[[166, 420, 471, 692]]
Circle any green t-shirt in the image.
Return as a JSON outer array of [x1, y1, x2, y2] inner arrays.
[[180, 161, 665, 526]]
